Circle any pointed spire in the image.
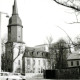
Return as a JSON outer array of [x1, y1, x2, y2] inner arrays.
[[12, 0, 18, 15], [8, 0, 22, 27]]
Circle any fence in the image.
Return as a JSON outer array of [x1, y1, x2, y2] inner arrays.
[[43, 67, 80, 79]]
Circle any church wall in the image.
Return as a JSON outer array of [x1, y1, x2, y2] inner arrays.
[[12, 42, 25, 73], [11, 26, 17, 42], [5, 42, 13, 72], [17, 26, 23, 42]]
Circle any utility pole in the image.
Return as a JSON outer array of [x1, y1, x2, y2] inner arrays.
[[0, 12, 9, 72]]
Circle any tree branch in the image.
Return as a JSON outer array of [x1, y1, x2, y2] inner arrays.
[[53, 0, 80, 11]]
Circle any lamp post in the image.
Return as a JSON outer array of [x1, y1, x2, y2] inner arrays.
[[0, 12, 9, 72]]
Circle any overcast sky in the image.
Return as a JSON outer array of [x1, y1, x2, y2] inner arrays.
[[0, 0, 80, 47]]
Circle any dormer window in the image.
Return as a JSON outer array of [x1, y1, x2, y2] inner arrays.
[[37, 52, 38, 55], [71, 61, 73, 66], [32, 52, 33, 55]]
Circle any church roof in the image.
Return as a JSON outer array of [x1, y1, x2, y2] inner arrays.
[[8, 0, 22, 27], [67, 50, 80, 60], [23, 47, 50, 58]]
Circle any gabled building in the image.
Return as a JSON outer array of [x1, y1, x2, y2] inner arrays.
[[3, 0, 50, 74], [22, 47, 50, 74], [67, 50, 80, 68]]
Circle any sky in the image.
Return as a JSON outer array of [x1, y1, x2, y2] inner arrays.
[[0, 0, 80, 47]]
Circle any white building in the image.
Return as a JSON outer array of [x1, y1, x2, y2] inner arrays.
[[67, 50, 80, 67], [4, 0, 50, 74], [22, 47, 50, 74], [35, 44, 49, 52]]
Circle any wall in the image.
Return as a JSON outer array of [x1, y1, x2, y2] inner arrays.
[[23, 57, 50, 73], [67, 59, 80, 67], [13, 42, 25, 73], [11, 26, 17, 42]]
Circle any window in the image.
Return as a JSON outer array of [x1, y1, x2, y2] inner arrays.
[[43, 60, 46, 66], [71, 61, 73, 66], [77, 61, 79, 66], [18, 60, 20, 65], [33, 60, 35, 66], [38, 68, 40, 73], [27, 59, 30, 65], [33, 68, 35, 73], [39, 60, 40, 65], [32, 51, 33, 55], [37, 52, 38, 55]]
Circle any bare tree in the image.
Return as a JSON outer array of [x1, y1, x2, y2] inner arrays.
[[74, 35, 80, 51], [1, 35, 7, 54], [50, 39, 69, 69], [46, 36, 53, 69], [2, 43, 24, 72], [53, 0, 80, 11], [13, 44, 24, 62], [1, 35, 7, 71], [53, 0, 80, 23]]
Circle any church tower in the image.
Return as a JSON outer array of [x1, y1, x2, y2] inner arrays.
[[5, 0, 24, 72], [8, 0, 23, 42]]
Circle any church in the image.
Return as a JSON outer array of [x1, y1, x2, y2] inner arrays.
[[3, 0, 50, 74]]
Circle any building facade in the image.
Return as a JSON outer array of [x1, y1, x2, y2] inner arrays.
[[4, 0, 50, 73], [67, 50, 80, 67], [22, 47, 50, 74]]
